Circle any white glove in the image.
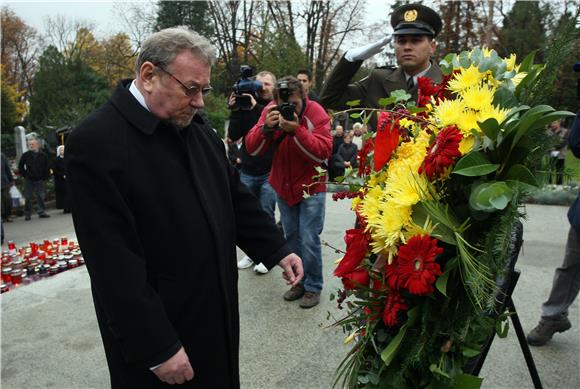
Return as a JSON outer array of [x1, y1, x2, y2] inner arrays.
[[344, 36, 390, 62]]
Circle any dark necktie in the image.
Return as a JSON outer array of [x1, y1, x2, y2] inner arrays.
[[407, 76, 414, 90]]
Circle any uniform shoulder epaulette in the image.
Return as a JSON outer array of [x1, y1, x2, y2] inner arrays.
[[375, 64, 397, 70]]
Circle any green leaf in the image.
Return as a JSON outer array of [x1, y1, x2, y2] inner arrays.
[[412, 203, 456, 245], [462, 347, 481, 358], [429, 363, 451, 378], [435, 270, 450, 297], [477, 118, 500, 140], [380, 324, 407, 366], [453, 374, 483, 389], [350, 113, 361, 119], [469, 181, 514, 212], [452, 152, 499, 177], [503, 164, 538, 187], [391, 89, 411, 103], [511, 105, 554, 150], [496, 318, 509, 338], [518, 50, 536, 73], [378, 96, 396, 107], [346, 99, 361, 108]]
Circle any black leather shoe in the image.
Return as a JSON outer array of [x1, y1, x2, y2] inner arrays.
[[39, 213, 51, 219]]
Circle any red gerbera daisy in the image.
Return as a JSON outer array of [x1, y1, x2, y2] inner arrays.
[[396, 235, 443, 295], [419, 125, 463, 180], [382, 290, 408, 327], [384, 256, 400, 290]]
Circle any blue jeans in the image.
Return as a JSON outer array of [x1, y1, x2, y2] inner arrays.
[[277, 192, 326, 293], [240, 172, 276, 220], [24, 179, 47, 217]]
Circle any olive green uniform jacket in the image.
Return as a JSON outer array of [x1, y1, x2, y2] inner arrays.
[[320, 55, 444, 113]]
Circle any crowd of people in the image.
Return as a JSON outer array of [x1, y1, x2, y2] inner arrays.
[[1, 2, 577, 388]]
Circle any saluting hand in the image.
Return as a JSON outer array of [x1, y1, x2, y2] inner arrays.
[[152, 347, 194, 385], [278, 253, 304, 286]]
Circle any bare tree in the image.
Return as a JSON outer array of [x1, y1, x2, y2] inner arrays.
[[112, 0, 157, 53]]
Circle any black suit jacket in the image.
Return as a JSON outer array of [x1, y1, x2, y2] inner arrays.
[[66, 80, 290, 388]]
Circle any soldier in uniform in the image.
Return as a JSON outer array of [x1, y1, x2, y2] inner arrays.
[[320, 3, 443, 113]]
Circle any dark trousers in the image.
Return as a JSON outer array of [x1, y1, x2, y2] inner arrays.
[[1, 187, 12, 219], [24, 179, 47, 217]]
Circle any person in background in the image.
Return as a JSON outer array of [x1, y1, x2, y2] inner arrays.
[[18, 138, 51, 220], [245, 76, 332, 308], [226, 138, 243, 170], [66, 27, 302, 388], [333, 131, 359, 179], [548, 119, 569, 185], [1, 153, 15, 222], [329, 125, 345, 181], [53, 145, 70, 214], [527, 111, 580, 347], [297, 69, 320, 103], [320, 3, 443, 125], [351, 123, 364, 150], [227, 70, 278, 274]]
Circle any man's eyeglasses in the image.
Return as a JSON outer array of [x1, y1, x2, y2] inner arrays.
[[156, 65, 212, 97]]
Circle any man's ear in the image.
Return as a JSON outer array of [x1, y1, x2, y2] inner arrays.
[[430, 39, 437, 55], [139, 62, 157, 93]]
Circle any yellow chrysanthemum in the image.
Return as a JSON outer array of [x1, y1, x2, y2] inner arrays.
[[399, 118, 415, 130], [386, 169, 429, 208], [456, 110, 480, 135], [460, 84, 495, 111], [366, 202, 412, 254], [459, 135, 476, 154], [432, 98, 466, 127], [368, 171, 389, 187], [448, 65, 484, 93], [504, 53, 517, 72], [477, 105, 509, 126], [396, 136, 428, 162]]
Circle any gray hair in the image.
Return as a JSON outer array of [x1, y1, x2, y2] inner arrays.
[[256, 70, 277, 84], [136, 26, 216, 74]]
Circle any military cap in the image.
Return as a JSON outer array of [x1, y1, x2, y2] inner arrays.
[[391, 4, 442, 37]]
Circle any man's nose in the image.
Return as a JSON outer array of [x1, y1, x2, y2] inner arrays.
[[190, 93, 204, 108]]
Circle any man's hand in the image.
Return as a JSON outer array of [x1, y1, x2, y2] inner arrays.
[[345, 36, 390, 62], [264, 105, 280, 129], [152, 347, 194, 385], [279, 113, 300, 133], [278, 253, 304, 286]]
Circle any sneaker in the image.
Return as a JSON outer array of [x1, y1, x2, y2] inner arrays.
[[39, 213, 51, 219], [283, 284, 305, 301], [299, 291, 321, 308], [237, 255, 254, 269], [527, 317, 572, 346], [253, 262, 269, 274]]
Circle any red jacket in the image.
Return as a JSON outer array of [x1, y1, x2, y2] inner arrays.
[[245, 98, 332, 206]]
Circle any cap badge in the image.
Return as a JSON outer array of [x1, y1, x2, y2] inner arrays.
[[404, 9, 418, 22]]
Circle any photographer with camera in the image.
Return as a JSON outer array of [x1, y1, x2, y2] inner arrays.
[[227, 68, 278, 274], [245, 76, 332, 308]]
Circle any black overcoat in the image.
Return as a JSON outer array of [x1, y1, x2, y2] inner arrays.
[[66, 80, 290, 388]]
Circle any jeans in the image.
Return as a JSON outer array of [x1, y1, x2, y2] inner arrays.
[[240, 172, 276, 220], [24, 179, 47, 217], [277, 192, 326, 293], [541, 226, 580, 320]]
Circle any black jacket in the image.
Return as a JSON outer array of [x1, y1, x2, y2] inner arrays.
[[18, 150, 51, 181], [66, 80, 290, 388], [1, 153, 14, 190], [227, 102, 273, 176]]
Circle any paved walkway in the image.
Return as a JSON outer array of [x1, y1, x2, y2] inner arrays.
[[1, 198, 579, 388]]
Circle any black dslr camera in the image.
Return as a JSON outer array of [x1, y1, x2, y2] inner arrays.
[[230, 65, 263, 111], [277, 80, 296, 121]]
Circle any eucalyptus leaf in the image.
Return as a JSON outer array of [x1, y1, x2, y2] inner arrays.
[[378, 96, 396, 107], [391, 89, 411, 103], [469, 181, 514, 212]]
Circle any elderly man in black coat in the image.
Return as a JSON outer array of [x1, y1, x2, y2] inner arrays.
[[66, 27, 303, 388]]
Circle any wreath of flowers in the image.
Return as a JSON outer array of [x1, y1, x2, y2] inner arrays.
[[330, 48, 574, 388]]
